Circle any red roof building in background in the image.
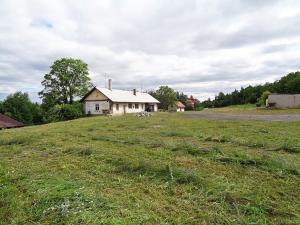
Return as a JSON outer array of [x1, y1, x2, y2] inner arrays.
[[0, 113, 24, 129], [186, 95, 200, 108], [168, 101, 185, 112]]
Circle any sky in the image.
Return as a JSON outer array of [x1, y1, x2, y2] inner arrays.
[[1, 0, 300, 102]]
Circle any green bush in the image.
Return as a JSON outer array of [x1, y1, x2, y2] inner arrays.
[[185, 104, 194, 111], [257, 91, 271, 107], [46, 102, 83, 122]]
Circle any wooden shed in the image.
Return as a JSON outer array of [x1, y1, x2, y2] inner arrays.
[[0, 113, 24, 129]]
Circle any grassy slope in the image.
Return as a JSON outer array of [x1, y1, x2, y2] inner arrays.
[[0, 113, 299, 225], [205, 104, 300, 115]]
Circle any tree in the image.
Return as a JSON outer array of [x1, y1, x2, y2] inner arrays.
[[39, 58, 91, 110], [176, 92, 188, 104], [1, 92, 44, 124], [201, 71, 300, 108], [45, 102, 83, 122], [154, 86, 177, 110], [257, 91, 271, 107], [286, 73, 300, 93], [0, 101, 4, 113]]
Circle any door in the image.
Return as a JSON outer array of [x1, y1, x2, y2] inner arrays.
[[151, 104, 154, 112], [87, 102, 93, 114], [123, 104, 126, 114]]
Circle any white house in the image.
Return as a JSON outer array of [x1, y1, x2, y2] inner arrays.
[[168, 101, 185, 112], [81, 79, 159, 115], [267, 94, 300, 108]]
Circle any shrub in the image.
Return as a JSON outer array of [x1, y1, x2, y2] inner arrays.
[[46, 102, 83, 122], [257, 91, 271, 107], [64, 146, 93, 156], [185, 104, 194, 111]]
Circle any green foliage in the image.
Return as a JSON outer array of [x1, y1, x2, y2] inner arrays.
[[46, 102, 83, 122], [202, 71, 300, 108], [257, 91, 271, 107], [39, 58, 91, 110], [0, 101, 4, 113], [151, 86, 177, 110], [176, 91, 187, 104], [1, 92, 44, 124], [184, 104, 194, 111]]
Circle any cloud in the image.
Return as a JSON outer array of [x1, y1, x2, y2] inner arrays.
[[0, 0, 300, 102], [30, 19, 54, 29]]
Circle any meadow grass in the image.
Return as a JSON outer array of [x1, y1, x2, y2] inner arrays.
[[0, 112, 299, 224], [205, 104, 300, 114]]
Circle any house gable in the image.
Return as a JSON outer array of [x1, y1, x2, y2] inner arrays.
[[84, 88, 108, 101]]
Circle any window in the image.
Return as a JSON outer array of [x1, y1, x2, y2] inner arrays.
[[128, 103, 132, 109], [135, 104, 139, 109], [116, 104, 119, 111], [95, 103, 99, 111]]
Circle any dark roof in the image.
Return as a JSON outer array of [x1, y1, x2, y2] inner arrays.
[[0, 114, 24, 129]]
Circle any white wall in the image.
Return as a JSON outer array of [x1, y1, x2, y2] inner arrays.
[[177, 108, 185, 112], [112, 103, 146, 115], [84, 101, 158, 115], [268, 94, 300, 108], [84, 101, 110, 114]]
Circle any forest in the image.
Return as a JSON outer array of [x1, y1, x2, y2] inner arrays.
[[201, 71, 300, 108]]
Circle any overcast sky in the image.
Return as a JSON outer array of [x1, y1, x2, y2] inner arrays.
[[1, 0, 300, 102]]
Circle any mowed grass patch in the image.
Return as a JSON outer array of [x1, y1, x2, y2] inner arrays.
[[0, 112, 299, 224]]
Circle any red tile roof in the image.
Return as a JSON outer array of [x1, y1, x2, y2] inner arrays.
[[176, 101, 185, 108], [0, 114, 24, 129]]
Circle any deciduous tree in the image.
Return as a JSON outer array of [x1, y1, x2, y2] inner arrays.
[[39, 58, 91, 110], [154, 86, 177, 110]]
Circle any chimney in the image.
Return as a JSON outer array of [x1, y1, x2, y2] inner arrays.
[[108, 79, 112, 90], [133, 89, 136, 95]]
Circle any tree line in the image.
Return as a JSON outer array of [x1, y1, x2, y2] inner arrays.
[[1, 57, 299, 125], [0, 58, 91, 125], [201, 71, 300, 108]]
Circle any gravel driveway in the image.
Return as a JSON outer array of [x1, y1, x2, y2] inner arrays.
[[184, 111, 300, 121]]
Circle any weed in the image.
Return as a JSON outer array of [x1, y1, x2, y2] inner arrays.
[[215, 153, 299, 175], [280, 142, 300, 153], [161, 130, 190, 137], [0, 136, 28, 146], [108, 157, 202, 185], [64, 146, 93, 156]]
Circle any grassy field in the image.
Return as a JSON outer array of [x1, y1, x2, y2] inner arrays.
[[205, 104, 300, 115], [0, 112, 299, 224]]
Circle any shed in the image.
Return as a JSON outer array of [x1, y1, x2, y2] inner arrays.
[[168, 101, 185, 112], [267, 94, 300, 108], [0, 114, 24, 129]]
